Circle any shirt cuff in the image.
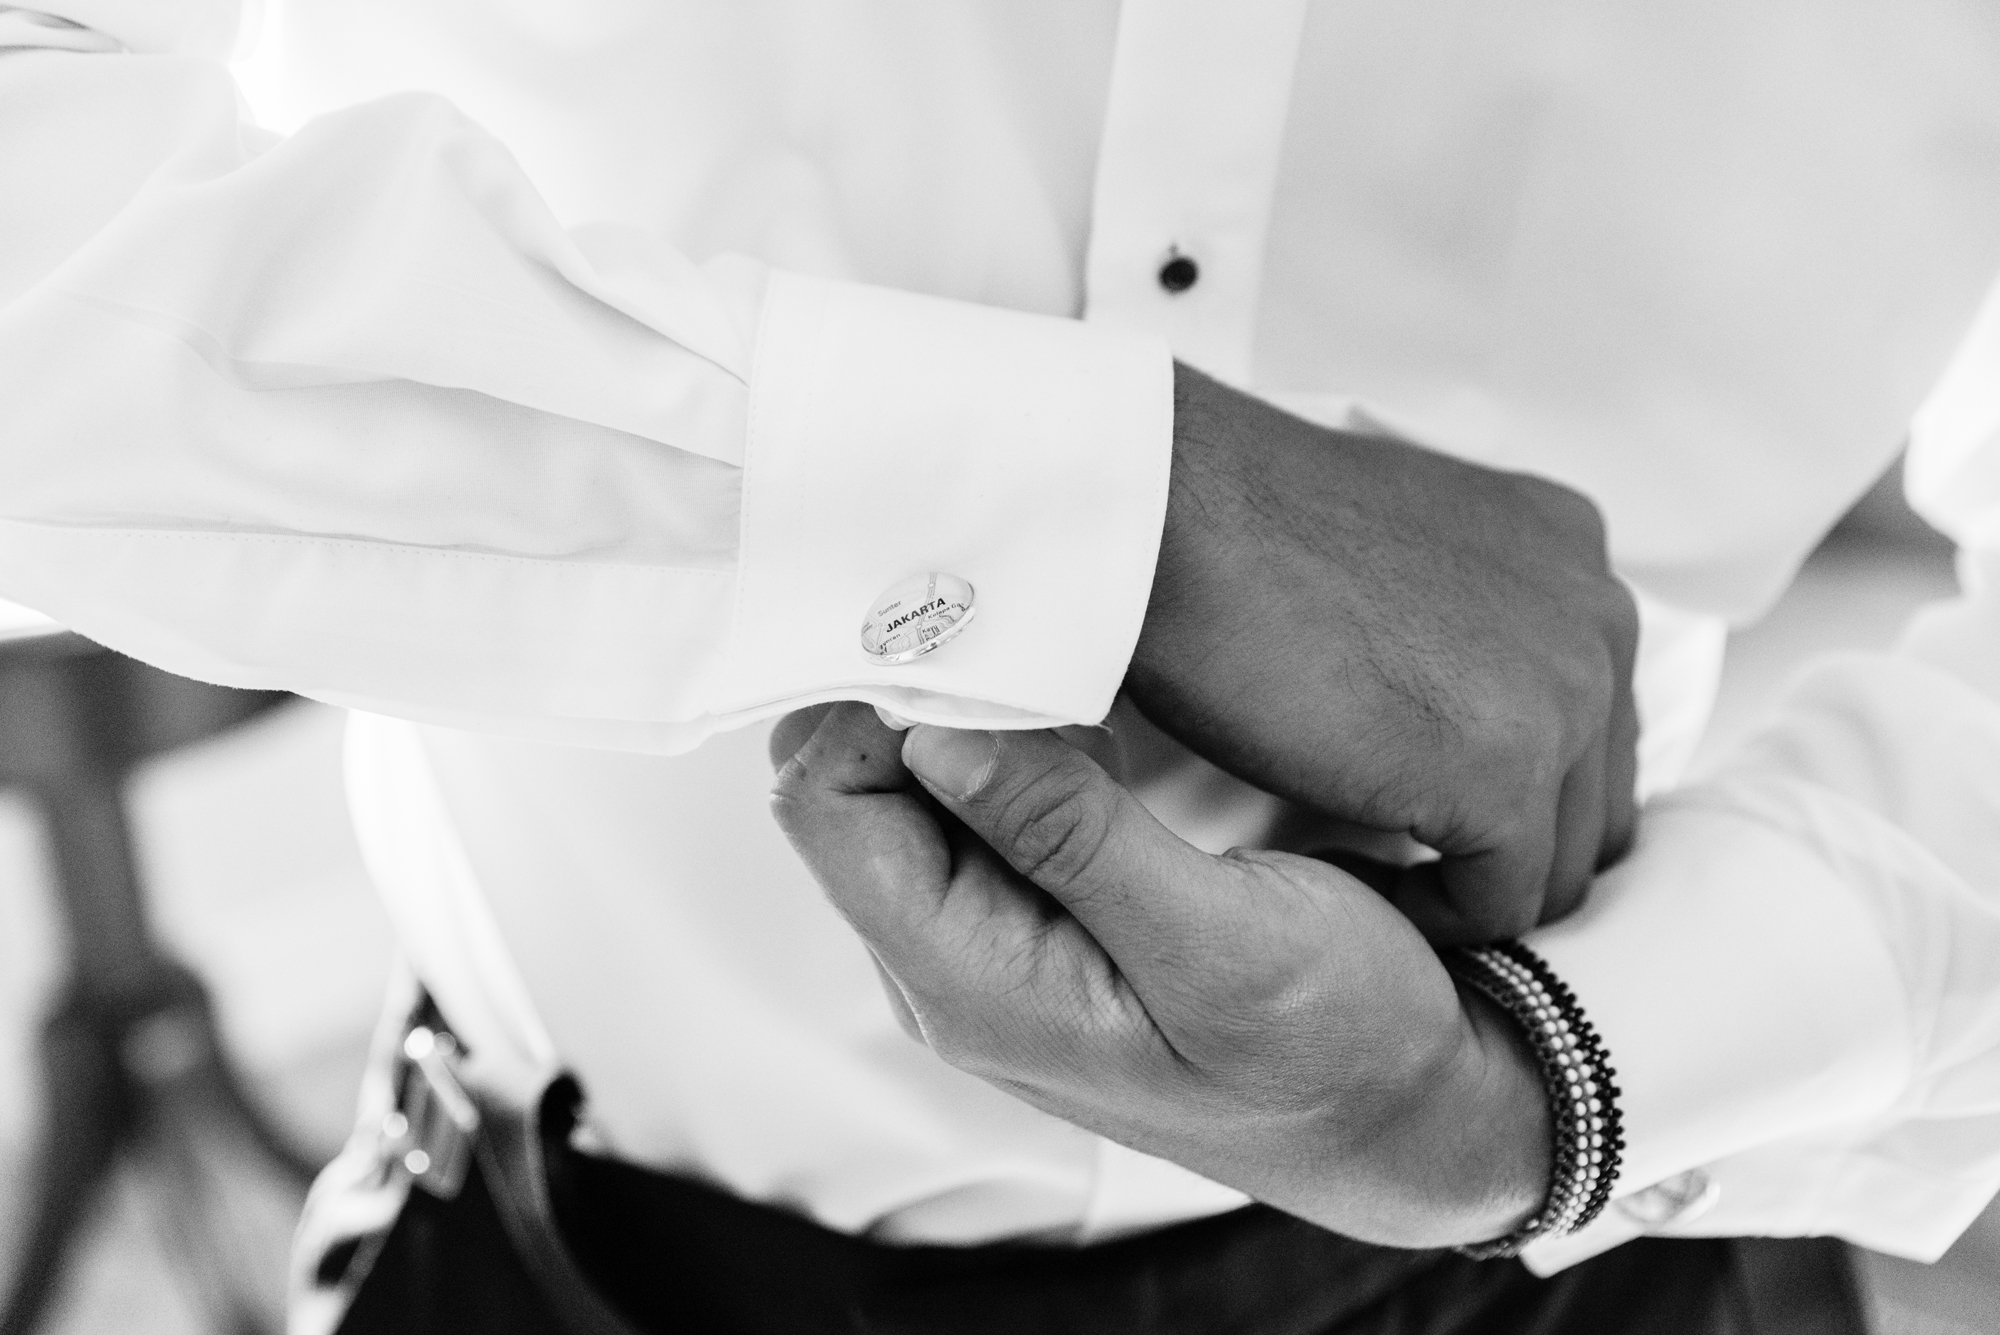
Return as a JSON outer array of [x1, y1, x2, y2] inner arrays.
[[711, 270, 1174, 731], [1517, 785, 1913, 1273]]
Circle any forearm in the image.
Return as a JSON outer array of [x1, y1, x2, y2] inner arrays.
[[0, 44, 748, 734]]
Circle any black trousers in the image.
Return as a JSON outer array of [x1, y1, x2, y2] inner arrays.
[[330, 1085, 1869, 1335]]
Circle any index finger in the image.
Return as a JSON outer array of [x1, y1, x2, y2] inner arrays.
[[770, 705, 1083, 1000], [1388, 804, 1556, 945]]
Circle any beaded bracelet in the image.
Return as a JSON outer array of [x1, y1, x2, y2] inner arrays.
[[1443, 941, 1624, 1260]]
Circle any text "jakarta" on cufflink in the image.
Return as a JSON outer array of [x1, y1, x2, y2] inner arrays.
[[860, 572, 975, 665]]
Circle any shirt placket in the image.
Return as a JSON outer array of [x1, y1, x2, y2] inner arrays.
[[1082, 0, 1311, 387], [1076, 0, 1312, 1244]]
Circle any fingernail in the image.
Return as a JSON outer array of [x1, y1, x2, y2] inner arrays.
[[903, 726, 997, 800], [873, 704, 915, 731]]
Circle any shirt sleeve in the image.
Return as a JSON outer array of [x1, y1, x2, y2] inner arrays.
[[0, 1, 1172, 753], [1522, 272, 2000, 1273]]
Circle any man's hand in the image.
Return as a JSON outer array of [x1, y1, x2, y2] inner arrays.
[[1136, 366, 1639, 942], [770, 704, 1550, 1248]]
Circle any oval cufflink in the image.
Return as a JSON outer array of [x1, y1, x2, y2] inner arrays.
[[860, 572, 975, 665], [1615, 1168, 1720, 1230]]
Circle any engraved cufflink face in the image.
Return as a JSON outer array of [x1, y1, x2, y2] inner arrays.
[[1615, 1168, 1720, 1230], [860, 572, 975, 665]]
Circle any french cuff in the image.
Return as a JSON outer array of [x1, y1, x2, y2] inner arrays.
[[1516, 787, 1912, 1274], [713, 270, 1173, 731]]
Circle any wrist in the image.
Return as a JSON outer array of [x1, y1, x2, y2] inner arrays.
[[1442, 944, 1626, 1257], [1445, 984, 1558, 1237], [1130, 363, 1303, 726], [1276, 981, 1550, 1250], [1380, 986, 1553, 1246], [1132, 362, 1225, 675]]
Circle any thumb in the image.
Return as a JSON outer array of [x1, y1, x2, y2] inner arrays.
[[900, 725, 1222, 969], [774, 706, 1138, 1077]]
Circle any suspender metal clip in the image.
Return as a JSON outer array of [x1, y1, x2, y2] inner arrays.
[[379, 1025, 479, 1200]]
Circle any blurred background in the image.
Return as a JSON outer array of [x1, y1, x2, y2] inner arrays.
[[0, 648, 394, 1331], [0, 460, 1994, 1335]]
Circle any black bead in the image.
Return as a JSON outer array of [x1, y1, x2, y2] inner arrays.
[[1157, 253, 1200, 293]]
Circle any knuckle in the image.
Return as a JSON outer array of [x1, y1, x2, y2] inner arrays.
[[926, 1025, 1003, 1080], [1461, 712, 1569, 794], [1541, 880, 1589, 926], [1472, 896, 1541, 943], [1598, 813, 1638, 868], [1605, 579, 1641, 647], [1517, 473, 1608, 545], [904, 992, 985, 1070], [767, 759, 807, 808], [996, 769, 1112, 892], [766, 766, 818, 835], [1556, 648, 1621, 740], [765, 790, 798, 843]]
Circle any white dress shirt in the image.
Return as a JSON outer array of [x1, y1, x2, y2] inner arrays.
[[6, 0, 2000, 1265]]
